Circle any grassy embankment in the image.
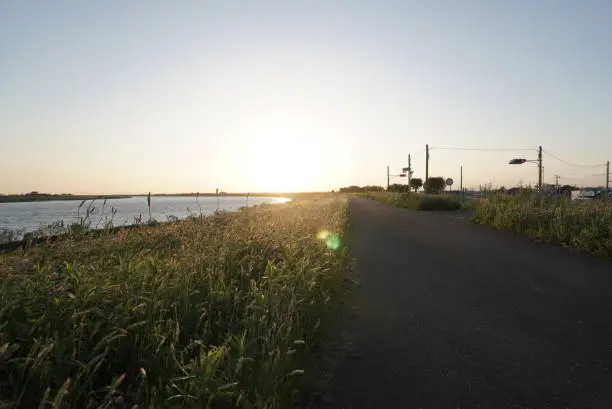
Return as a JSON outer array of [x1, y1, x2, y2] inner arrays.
[[0, 196, 352, 409], [472, 194, 612, 257], [362, 192, 461, 211]]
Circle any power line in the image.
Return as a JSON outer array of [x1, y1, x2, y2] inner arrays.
[[542, 149, 606, 168], [429, 146, 537, 152]]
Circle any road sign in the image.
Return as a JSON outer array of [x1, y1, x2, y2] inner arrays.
[[446, 178, 454, 186], [402, 167, 409, 172]]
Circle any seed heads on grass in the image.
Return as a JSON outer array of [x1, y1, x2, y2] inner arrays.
[[0, 195, 351, 409], [472, 193, 612, 257]]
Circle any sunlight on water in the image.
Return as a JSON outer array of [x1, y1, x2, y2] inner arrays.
[[0, 196, 292, 236]]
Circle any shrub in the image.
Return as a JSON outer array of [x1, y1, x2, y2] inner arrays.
[[363, 192, 460, 211], [417, 196, 461, 210]]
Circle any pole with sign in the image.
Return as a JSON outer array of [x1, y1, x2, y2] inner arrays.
[[446, 177, 454, 192]]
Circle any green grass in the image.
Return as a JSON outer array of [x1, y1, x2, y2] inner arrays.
[[363, 192, 461, 211], [472, 194, 612, 257], [0, 196, 351, 409]]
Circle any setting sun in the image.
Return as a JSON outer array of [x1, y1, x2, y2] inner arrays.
[[233, 115, 330, 192]]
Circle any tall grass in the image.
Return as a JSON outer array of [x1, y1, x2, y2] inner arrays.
[[472, 193, 612, 257], [362, 192, 461, 211], [0, 196, 351, 409]]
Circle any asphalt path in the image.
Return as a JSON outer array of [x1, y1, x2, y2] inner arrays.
[[324, 198, 612, 409]]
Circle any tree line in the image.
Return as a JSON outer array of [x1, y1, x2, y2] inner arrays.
[[339, 177, 449, 194]]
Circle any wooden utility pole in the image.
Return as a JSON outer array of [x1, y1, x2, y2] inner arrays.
[[460, 165, 463, 204], [407, 154, 412, 189], [607, 160, 610, 199], [537, 145, 543, 192], [425, 144, 429, 185], [387, 165, 390, 191]]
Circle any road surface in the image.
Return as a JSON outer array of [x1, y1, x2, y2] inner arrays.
[[325, 198, 612, 409]]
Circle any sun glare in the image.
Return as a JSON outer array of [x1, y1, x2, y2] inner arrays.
[[240, 117, 327, 192]]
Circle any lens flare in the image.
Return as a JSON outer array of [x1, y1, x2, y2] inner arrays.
[[316, 230, 330, 240], [325, 234, 341, 251], [316, 230, 341, 251]]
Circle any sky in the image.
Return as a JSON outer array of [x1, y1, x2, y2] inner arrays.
[[1, 0, 611, 194]]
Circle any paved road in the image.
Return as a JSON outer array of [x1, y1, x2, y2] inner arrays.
[[325, 198, 612, 409]]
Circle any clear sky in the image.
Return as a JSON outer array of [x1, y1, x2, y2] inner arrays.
[[1, 0, 611, 194]]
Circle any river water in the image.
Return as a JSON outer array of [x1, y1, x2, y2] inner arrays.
[[0, 195, 290, 235]]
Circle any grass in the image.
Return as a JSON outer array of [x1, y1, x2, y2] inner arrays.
[[362, 192, 461, 211], [472, 193, 612, 257], [0, 196, 351, 409]]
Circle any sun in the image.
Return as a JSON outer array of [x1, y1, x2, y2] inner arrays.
[[241, 116, 326, 192]]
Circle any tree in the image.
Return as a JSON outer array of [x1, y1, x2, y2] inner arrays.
[[388, 183, 409, 193], [339, 185, 384, 193], [424, 177, 445, 194], [559, 184, 578, 196], [409, 178, 423, 192]]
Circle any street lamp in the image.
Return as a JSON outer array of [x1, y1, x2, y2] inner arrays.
[[508, 159, 529, 165]]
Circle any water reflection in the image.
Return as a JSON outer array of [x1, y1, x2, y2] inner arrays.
[[0, 196, 291, 234]]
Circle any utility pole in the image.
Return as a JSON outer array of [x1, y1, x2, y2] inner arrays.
[[538, 145, 543, 192], [407, 154, 412, 190], [387, 165, 390, 191], [460, 165, 463, 204], [425, 144, 429, 185], [554, 174, 561, 192], [606, 160, 610, 199]]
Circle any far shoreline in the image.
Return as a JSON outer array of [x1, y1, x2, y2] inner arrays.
[[0, 192, 329, 204], [0, 194, 132, 203]]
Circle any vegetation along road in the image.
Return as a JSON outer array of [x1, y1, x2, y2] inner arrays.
[[0, 196, 351, 409], [325, 197, 612, 409]]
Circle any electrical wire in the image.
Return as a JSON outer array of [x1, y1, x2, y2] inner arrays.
[[429, 146, 537, 152], [542, 149, 606, 168]]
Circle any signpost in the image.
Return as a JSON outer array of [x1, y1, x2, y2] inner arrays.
[[446, 177, 454, 192]]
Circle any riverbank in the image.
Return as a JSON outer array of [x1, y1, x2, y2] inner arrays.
[[0, 196, 351, 409], [0, 195, 293, 243], [1, 191, 334, 203]]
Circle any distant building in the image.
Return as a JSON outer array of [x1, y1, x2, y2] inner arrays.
[[571, 190, 596, 200]]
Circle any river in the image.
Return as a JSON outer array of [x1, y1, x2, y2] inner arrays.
[[0, 195, 290, 235]]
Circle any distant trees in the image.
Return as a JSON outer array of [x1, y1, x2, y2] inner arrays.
[[339, 185, 384, 193], [409, 178, 423, 192], [559, 184, 578, 196], [387, 183, 410, 193], [424, 177, 446, 194]]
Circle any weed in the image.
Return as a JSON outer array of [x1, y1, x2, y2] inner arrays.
[[472, 193, 612, 257], [0, 196, 350, 408]]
